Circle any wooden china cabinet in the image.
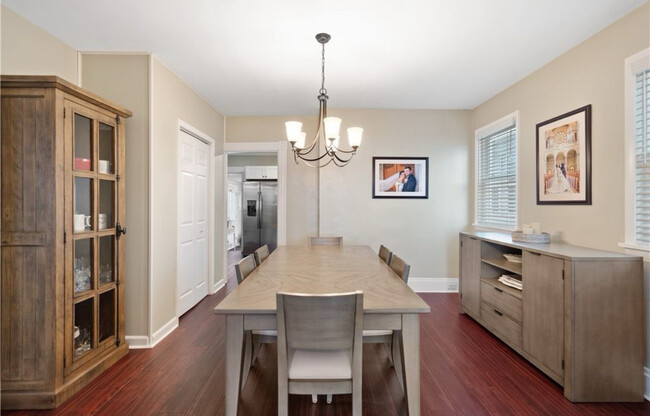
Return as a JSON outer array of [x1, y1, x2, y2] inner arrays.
[[1, 76, 131, 409]]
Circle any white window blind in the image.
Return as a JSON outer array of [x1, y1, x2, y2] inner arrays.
[[634, 68, 650, 243], [476, 123, 517, 229]]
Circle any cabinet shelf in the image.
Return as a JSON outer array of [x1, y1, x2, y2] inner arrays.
[[481, 257, 522, 275]]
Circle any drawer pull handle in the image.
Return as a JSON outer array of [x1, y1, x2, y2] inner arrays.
[[529, 252, 541, 256], [494, 287, 503, 293], [493, 309, 503, 317]]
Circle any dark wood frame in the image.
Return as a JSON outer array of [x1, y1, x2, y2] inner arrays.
[[372, 157, 429, 199], [536, 105, 591, 205]]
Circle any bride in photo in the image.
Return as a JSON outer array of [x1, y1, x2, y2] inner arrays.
[[378, 170, 406, 192], [547, 165, 574, 194]]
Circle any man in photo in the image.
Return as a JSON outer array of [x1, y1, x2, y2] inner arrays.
[[402, 166, 417, 192]]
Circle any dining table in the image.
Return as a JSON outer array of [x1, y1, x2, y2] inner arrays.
[[214, 245, 431, 415]]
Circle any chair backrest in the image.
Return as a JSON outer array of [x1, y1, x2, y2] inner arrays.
[[389, 254, 410, 283], [277, 291, 363, 351], [378, 245, 392, 265], [235, 254, 257, 285], [254, 244, 270, 266], [308, 236, 343, 246]]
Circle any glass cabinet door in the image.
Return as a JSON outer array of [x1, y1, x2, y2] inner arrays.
[[65, 101, 121, 372]]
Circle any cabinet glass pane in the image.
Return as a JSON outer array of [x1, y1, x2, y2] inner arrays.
[[74, 177, 94, 233], [99, 236, 114, 285], [74, 297, 94, 357], [74, 238, 94, 295], [98, 123, 115, 174], [99, 290, 116, 342], [74, 114, 93, 171], [99, 180, 115, 230]]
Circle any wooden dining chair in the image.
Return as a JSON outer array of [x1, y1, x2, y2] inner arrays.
[[389, 254, 410, 283], [277, 291, 363, 415], [378, 244, 392, 265], [235, 254, 256, 285], [363, 253, 410, 368], [308, 236, 343, 246], [253, 244, 270, 266]]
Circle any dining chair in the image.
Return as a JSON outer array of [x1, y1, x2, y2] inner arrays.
[[363, 254, 410, 369], [253, 244, 270, 266], [389, 254, 410, 282], [277, 291, 363, 415], [378, 244, 392, 265], [308, 236, 343, 246], [234, 254, 257, 285]]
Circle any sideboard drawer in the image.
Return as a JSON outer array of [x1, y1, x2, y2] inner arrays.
[[481, 280, 522, 322], [480, 301, 522, 347]]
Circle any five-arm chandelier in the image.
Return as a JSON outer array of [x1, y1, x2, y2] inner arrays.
[[285, 33, 363, 168]]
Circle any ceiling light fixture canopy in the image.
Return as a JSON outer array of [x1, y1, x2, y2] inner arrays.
[[285, 33, 363, 167]]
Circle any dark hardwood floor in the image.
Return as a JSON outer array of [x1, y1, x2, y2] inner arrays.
[[5, 250, 649, 415]]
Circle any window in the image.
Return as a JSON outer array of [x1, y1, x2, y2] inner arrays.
[[624, 48, 650, 250], [475, 112, 518, 230]]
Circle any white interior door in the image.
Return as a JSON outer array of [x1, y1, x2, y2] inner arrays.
[[178, 130, 210, 316]]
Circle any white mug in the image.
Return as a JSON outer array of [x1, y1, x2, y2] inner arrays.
[[98, 213, 108, 230], [74, 214, 91, 232], [98, 160, 111, 174]]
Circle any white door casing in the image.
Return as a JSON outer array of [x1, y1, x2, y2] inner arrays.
[[178, 129, 210, 316]]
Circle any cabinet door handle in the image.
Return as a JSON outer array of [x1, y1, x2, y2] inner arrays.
[[493, 309, 503, 317], [529, 252, 541, 256], [494, 286, 503, 293]]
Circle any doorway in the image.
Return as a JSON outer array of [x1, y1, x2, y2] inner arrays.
[[223, 142, 287, 286], [177, 126, 212, 316]]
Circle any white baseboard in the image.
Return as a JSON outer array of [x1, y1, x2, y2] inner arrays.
[[211, 278, 226, 294], [645, 366, 650, 401], [151, 317, 179, 347], [125, 335, 150, 349], [408, 277, 459, 293]]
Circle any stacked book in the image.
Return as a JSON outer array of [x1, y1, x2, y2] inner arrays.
[[498, 274, 523, 291]]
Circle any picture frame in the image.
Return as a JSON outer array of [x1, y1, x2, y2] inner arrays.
[[372, 157, 429, 199], [536, 105, 591, 205]]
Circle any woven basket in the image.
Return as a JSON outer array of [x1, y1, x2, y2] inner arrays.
[[511, 231, 550, 244]]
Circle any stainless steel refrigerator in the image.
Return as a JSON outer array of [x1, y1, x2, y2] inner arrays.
[[242, 181, 277, 256]]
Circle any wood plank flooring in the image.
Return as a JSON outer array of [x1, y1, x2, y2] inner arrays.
[[4, 249, 649, 415]]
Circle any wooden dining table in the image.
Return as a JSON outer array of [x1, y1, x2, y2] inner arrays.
[[214, 245, 430, 415]]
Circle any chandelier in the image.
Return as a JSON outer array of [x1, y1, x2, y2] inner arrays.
[[285, 33, 363, 167]]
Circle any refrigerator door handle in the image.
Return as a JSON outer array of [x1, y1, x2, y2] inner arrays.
[[258, 191, 262, 229]]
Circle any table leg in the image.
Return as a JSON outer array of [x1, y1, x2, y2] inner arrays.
[[392, 330, 404, 392], [226, 315, 244, 416], [400, 314, 420, 416], [241, 330, 253, 391]]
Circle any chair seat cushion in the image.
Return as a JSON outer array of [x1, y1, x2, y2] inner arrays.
[[288, 348, 352, 380], [252, 330, 278, 336], [363, 329, 393, 337]]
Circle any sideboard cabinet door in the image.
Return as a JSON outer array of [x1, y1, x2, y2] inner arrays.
[[522, 251, 564, 378], [459, 235, 481, 316]]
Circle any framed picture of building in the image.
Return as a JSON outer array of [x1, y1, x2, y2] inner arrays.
[[536, 105, 592, 205], [372, 157, 429, 199]]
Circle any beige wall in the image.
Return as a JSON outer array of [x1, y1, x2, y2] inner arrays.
[[226, 110, 472, 277], [228, 154, 277, 167], [150, 56, 225, 331], [1, 5, 78, 82], [81, 53, 150, 337], [471, 3, 650, 366]]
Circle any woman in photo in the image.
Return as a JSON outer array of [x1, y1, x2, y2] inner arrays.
[[394, 170, 406, 192]]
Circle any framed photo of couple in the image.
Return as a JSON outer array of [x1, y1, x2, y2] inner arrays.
[[536, 105, 592, 205], [372, 157, 429, 199]]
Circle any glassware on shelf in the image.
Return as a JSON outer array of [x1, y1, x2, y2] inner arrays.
[[74, 327, 91, 356], [99, 264, 113, 284], [74, 257, 92, 294]]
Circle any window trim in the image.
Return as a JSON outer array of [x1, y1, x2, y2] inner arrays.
[[473, 111, 520, 231], [622, 48, 650, 253]]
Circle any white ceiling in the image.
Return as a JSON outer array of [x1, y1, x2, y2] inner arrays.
[[4, 0, 645, 116]]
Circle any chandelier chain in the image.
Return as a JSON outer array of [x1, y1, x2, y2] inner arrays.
[[319, 42, 327, 95]]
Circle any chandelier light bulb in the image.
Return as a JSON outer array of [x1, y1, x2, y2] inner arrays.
[[285, 121, 303, 145], [324, 117, 342, 141]]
